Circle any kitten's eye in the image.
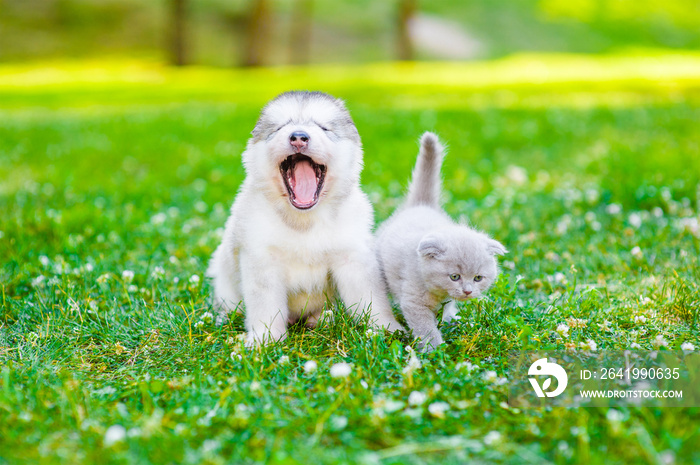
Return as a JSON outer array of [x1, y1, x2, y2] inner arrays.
[[449, 274, 461, 281], [474, 275, 484, 282]]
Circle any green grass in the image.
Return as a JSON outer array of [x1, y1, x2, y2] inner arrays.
[[1, 53, 700, 464]]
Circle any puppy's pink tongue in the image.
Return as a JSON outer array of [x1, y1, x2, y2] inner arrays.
[[292, 159, 317, 204]]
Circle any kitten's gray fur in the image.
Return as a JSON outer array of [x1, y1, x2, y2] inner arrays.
[[376, 132, 507, 351]]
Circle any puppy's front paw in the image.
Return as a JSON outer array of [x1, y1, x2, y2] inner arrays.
[[372, 318, 405, 333], [244, 329, 287, 348]]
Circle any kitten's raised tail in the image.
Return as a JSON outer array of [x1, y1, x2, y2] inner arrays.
[[405, 132, 445, 208]]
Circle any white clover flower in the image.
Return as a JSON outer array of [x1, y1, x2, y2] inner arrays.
[[360, 380, 369, 389], [606, 203, 622, 215], [194, 321, 204, 329], [151, 266, 165, 279], [653, 335, 669, 348], [127, 285, 138, 293], [200, 312, 213, 323], [659, 451, 676, 465], [566, 318, 587, 329], [230, 351, 242, 361], [428, 401, 450, 418], [555, 216, 571, 235], [407, 391, 427, 406], [330, 362, 352, 378], [506, 165, 527, 185], [455, 361, 479, 372], [249, 381, 261, 391], [633, 315, 647, 324], [631, 246, 643, 258], [31, 275, 46, 288], [640, 296, 652, 305], [675, 217, 700, 236], [150, 212, 167, 225], [628, 213, 642, 229], [606, 409, 624, 423], [303, 360, 318, 373], [121, 270, 134, 282], [39, 255, 50, 267], [189, 274, 200, 284], [278, 355, 290, 365], [402, 351, 422, 374], [104, 424, 127, 446], [85, 263, 94, 273], [556, 324, 570, 338], [598, 320, 613, 332], [580, 339, 597, 351], [630, 342, 642, 349], [372, 397, 404, 418], [483, 371, 508, 385], [483, 430, 502, 446], [319, 310, 334, 323], [681, 342, 695, 352], [97, 273, 110, 285]]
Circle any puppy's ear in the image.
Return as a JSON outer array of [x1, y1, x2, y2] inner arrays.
[[417, 235, 445, 258], [485, 238, 507, 256]]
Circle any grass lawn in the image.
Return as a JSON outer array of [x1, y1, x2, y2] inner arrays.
[[1, 53, 700, 464]]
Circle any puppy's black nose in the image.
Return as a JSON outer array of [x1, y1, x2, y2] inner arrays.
[[290, 131, 309, 151]]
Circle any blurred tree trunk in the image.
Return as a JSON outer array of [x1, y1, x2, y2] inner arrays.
[[397, 0, 416, 60], [244, 0, 272, 67], [169, 0, 188, 66], [289, 0, 313, 65]]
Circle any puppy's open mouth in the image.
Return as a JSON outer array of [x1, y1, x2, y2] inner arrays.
[[280, 154, 327, 210]]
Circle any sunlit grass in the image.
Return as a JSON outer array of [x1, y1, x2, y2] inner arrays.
[[2, 51, 700, 110]]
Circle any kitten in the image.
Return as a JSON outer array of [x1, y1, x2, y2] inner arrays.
[[376, 132, 507, 351]]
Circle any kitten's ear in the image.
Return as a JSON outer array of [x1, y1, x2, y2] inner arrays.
[[418, 235, 445, 258], [485, 238, 508, 256]]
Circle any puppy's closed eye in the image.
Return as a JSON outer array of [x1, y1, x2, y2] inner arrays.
[[315, 121, 331, 132]]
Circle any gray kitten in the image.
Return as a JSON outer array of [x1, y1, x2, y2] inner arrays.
[[376, 132, 507, 351]]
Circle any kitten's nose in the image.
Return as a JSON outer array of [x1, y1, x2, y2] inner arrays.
[[289, 131, 309, 151], [464, 290, 473, 297]]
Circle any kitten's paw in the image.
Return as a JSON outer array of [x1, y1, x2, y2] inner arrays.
[[378, 319, 405, 333], [417, 333, 444, 352], [442, 314, 461, 327]]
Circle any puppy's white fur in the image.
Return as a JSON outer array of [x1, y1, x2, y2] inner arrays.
[[207, 91, 402, 345]]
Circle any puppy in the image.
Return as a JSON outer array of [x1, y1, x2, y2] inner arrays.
[[207, 91, 403, 345]]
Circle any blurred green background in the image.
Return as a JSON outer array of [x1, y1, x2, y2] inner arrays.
[[2, 0, 700, 66]]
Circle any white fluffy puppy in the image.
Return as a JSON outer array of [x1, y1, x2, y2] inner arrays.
[[207, 91, 403, 345]]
